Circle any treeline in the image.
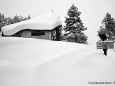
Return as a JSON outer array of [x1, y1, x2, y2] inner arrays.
[[0, 13, 31, 31]]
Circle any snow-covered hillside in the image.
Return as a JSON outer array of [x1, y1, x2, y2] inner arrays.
[[0, 37, 115, 86]]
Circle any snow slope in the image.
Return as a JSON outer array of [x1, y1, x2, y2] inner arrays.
[[0, 37, 115, 86]]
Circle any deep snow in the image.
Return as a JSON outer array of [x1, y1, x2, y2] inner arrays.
[[0, 37, 115, 86]]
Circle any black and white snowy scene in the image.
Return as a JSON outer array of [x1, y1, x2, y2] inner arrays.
[[0, 0, 115, 86]]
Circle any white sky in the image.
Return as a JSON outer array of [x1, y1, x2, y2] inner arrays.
[[0, 0, 115, 44]]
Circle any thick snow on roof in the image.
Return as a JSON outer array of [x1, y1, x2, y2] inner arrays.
[[0, 37, 115, 86], [1, 12, 62, 35]]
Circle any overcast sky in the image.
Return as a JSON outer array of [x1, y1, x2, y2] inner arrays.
[[0, 0, 115, 44]]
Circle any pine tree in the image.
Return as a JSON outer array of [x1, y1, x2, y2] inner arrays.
[[0, 13, 6, 31], [98, 13, 115, 40], [13, 15, 20, 23], [62, 4, 88, 44]]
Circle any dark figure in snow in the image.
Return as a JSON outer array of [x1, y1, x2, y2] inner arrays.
[[99, 33, 108, 56]]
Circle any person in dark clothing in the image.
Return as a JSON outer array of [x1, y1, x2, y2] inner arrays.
[[99, 33, 108, 55], [99, 34, 107, 41]]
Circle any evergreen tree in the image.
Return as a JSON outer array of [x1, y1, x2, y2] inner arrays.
[[62, 4, 88, 44], [13, 15, 22, 23], [0, 13, 6, 31], [98, 13, 115, 40], [6, 17, 14, 25]]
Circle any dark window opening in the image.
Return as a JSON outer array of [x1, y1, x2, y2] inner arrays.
[[31, 31, 45, 36]]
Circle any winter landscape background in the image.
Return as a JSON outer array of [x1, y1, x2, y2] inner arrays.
[[0, 0, 115, 86], [0, 0, 115, 43]]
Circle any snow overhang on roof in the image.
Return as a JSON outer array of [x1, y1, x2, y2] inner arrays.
[[1, 12, 62, 35]]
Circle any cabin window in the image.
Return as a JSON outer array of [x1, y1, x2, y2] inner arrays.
[[31, 31, 45, 36]]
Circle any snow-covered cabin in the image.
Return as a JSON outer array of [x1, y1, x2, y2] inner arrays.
[[1, 12, 62, 41]]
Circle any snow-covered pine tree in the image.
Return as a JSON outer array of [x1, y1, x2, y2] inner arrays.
[[98, 12, 115, 40], [62, 4, 88, 44]]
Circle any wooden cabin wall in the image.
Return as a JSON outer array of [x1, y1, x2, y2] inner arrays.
[[51, 25, 62, 41], [19, 30, 52, 40]]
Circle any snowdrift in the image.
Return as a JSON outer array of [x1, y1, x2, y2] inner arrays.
[[1, 12, 62, 35], [0, 37, 115, 86]]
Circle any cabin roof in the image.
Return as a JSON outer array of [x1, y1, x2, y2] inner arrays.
[[1, 12, 62, 35]]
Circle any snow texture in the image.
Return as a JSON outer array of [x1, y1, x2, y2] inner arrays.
[[1, 12, 62, 35], [0, 37, 115, 86]]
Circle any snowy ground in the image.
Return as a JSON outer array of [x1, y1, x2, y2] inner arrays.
[[0, 37, 115, 86]]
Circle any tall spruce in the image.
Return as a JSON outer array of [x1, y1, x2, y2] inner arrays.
[[62, 4, 88, 44], [98, 13, 115, 40]]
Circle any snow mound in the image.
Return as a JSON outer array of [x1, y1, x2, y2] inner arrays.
[[0, 37, 86, 67], [0, 37, 115, 86]]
